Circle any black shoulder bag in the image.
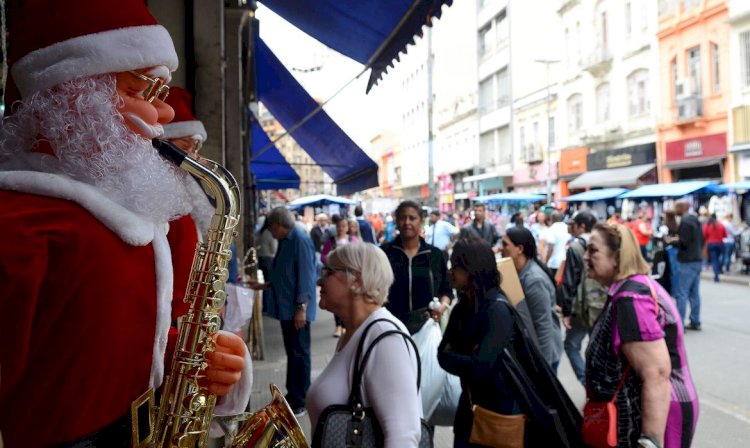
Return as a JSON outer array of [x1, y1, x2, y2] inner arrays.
[[312, 318, 434, 448]]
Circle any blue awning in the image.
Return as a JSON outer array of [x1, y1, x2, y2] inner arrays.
[[560, 188, 629, 202], [259, 0, 453, 92], [473, 193, 546, 203], [288, 194, 357, 210], [724, 181, 750, 191], [619, 181, 716, 198], [256, 38, 378, 196], [250, 116, 300, 190]]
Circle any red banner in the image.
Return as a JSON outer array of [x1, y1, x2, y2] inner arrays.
[[665, 133, 727, 163]]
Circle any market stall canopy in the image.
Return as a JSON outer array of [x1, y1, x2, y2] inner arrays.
[[568, 164, 655, 189], [722, 181, 750, 191], [288, 194, 357, 210], [619, 181, 717, 198], [259, 0, 453, 92], [256, 38, 378, 195], [473, 193, 546, 203], [250, 116, 300, 190], [560, 188, 629, 202]]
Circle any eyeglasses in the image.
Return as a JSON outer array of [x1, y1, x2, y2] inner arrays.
[[128, 70, 170, 103], [321, 266, 353, 279]]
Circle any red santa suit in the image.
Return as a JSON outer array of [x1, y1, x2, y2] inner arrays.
[[0, 172, 175, 446]]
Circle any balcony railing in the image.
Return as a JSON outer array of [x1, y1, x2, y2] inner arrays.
[[675, 95, 703, 121], [582, 46, 613, 76], [479, 96, 511, 115], [521, 144, 543, 164]]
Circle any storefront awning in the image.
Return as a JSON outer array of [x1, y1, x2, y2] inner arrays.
[[473, 193, 546, 203], [560, 188, 629, 202], [568, 163, 655, 189], [725, 181, 750, 191], [662, 157, 724, 170], [259, 0, 454, 92], [256, 38, 379, 195], [619, 181, 716, 198], [250, 117, 300, 190]]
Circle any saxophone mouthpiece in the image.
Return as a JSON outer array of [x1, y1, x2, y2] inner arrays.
[[152, 138, 188, 167]]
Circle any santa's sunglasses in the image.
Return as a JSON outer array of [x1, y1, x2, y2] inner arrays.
[[128, 71, 170, 103]]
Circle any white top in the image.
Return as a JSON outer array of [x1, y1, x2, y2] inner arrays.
[[544, 222, 571, 269], [306, 308, 422, 448], [721, 219, 740, 244]]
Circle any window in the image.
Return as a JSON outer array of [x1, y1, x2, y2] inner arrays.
[[497, 12, 509, 47], [687, 46, 702, 96], [548, 116, 556, 149], [497, 68, 510, 107], [519, 125, 526, 156], [712, 42, 720, 93], [742, 31, 750, 88], [498, 126, 512, 164], [479, 25, 492, 59], [479, 78, 493, 114], [565, 28, 571, 69], [671, 57, 678, 100], [596, 83, 611, 123], [480, 131, 495, 164], [625, 2, 632, 39], [575, 21, 581, 65], [627, 69, 650, 116], [567, 94, 583, 134], [532, 121, 540, 146]]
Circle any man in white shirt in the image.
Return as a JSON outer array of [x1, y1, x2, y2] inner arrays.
[[543, 211, 571, 278], [426, 210, 459, 260]]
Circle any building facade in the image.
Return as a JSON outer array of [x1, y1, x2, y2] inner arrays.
[[728, 0, 750, 181], [657, 0, 731, 183], [557, 0, 660, 196]]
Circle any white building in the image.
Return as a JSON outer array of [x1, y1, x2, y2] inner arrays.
[[556, 0, 659, 197], [729, 0, 750, 183]]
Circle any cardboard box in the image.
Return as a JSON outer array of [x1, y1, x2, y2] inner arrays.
[[497, 257, 524, 307]]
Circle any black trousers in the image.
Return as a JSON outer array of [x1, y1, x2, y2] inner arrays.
[[280, 320, 311, 409]]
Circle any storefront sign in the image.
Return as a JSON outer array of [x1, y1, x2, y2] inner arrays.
[[559, 147, 589, 176], [587, 143, 656, 171], [665, 133, 726, 162]]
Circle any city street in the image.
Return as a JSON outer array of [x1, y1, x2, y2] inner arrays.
[[249, 279, 750, 447]]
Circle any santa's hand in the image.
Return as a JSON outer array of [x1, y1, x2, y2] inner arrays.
[[204, 332, 246, 396]]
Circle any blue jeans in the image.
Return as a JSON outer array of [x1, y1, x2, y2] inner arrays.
[[280, 320, 311, 409], [676, 261, 702, 326], [724, 242, 735, 272], [666, 246, 680, 296], [564, 315, 588, 384], [707, 243, 723, 281]]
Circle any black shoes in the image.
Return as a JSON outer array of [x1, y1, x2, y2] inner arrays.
[[687, 323, 702, 331]]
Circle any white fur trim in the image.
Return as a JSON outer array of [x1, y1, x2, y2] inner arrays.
[[163, 121, 208, 142], [149, 226, 174, 388], [12, 25, 178, 97], [0, 171, 156, 245]]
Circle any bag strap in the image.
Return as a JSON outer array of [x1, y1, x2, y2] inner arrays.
[[610, 276, 661, 403], [350, 318, 421, 406]]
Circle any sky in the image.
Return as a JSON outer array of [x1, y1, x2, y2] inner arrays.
[[255, 4, 401, 156]]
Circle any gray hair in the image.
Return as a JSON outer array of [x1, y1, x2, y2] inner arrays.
[[326, 243, 394, 306], [267, 207, 295, 229]]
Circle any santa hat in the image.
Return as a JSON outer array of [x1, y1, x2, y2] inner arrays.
[[162, 87, 208, 142], [9, 0, 178, 98]]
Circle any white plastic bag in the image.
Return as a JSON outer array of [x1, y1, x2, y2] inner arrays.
[[412, 318, 461, 426]]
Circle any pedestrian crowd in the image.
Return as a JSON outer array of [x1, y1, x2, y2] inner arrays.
[[250, 197, 713, 447]]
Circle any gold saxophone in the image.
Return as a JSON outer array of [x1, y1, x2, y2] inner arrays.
[[146, 140, 308, 448]]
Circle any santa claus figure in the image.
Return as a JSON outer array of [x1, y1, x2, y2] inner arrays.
[[0, 1, 247, 446]]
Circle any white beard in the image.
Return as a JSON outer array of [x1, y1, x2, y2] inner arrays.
[[0, 74, 193, 224]]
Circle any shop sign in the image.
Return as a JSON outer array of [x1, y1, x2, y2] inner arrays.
[[513, 161, 558, 185], [559, 147, 589, 176], [666, 133, 726, 162], [587, 143, 656, 171]]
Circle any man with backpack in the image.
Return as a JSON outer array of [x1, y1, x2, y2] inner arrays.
[[559, 211, 607, 384]]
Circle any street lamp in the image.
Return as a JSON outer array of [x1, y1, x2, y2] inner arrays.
[[534, 59, 560, 205]]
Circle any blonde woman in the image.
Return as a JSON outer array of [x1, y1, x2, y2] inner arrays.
[[584, 224, 698, 447], [307, 243, 422, 447]]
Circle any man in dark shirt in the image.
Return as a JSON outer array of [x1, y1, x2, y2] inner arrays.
[[309, 213, 330, 253], [674, 200, 704, 330], [464, 203, 500, 251]]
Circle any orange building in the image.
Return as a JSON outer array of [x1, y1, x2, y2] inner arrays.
[[656, 0, 732, 184]]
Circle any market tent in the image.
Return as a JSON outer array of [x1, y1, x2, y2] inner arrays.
[[288, 194, 357, 210], [473, 193, 546, 203], [721, 181, 750, 191], [560, 188, 629, 202], [619, 181, 716, 198]]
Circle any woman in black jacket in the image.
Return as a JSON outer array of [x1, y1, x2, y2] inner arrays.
[[438, 236, 521, 448], [381, 201, 453, 333]]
